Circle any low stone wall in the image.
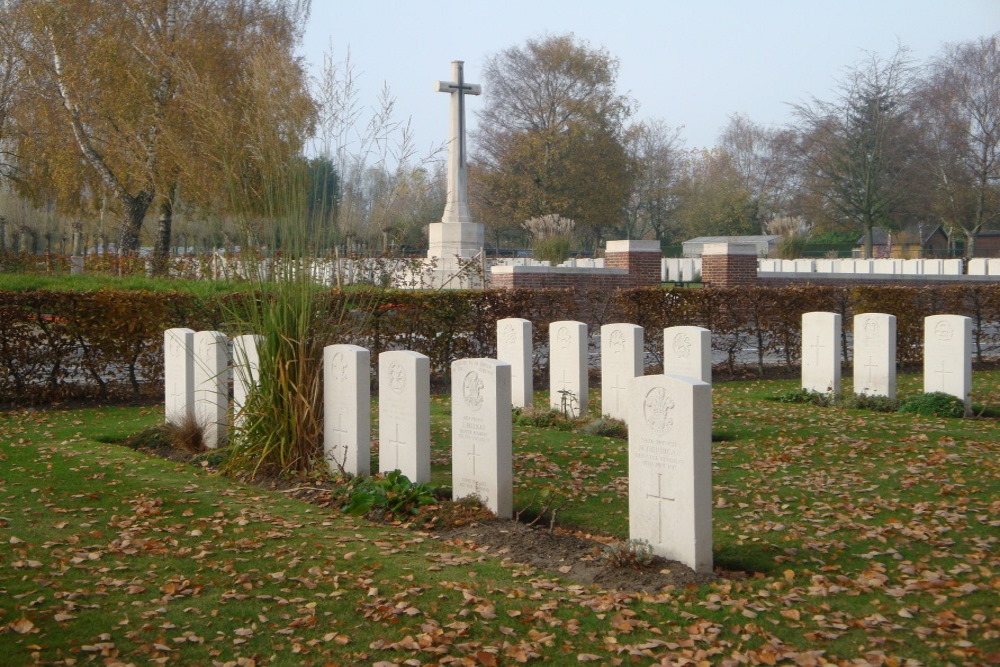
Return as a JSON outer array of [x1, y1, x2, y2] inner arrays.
[[488, 265, 632, 289]]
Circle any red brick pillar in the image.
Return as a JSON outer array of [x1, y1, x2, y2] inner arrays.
[[701, 242, 758, 287], [604, 240, 662, 287]]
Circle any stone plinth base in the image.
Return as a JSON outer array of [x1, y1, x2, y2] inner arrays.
[[605, 240, 662, 287], [427, 222, 484, 266], [395, 259, 485, 290], [701, 242, 758, 287]]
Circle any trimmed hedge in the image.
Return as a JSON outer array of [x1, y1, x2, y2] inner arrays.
[[2, 284, 999, 404]]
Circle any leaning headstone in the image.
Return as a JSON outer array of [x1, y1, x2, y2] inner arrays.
[[231, 334, 262, 426], [663, 326, 712, 384], [853, 314, 896, 398], [324, 344, 371, 476], [378, 351, 431, 483], [193, 330, 230, 449], [924, 315, 972, 414], [600, 323, 643, 421], [549, 321, 587, 417], [628, 374, 712, 574], [497, 318, 533, 408], [801, 312, 841, 394], [451, 358, 512, 517], [164, 328, 195, 426]]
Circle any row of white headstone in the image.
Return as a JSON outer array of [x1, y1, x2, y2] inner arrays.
[[163, 321, 715, 573], [502, 318, 711, 421], [801, 312, 973, 411]]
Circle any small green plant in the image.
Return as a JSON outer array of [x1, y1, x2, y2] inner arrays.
[[601, 539, 656, 569], [770, 388, 834, 406], [841, 393, 900, 412], [898, 392, 966, 418], [558, 388, 579, 418], [343, 470, 436, 520], [513, 406, 576, 431], [581, 417, 628, 439]]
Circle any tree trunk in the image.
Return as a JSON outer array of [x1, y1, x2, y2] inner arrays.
[[151, 190, 174, 276], [117, 191, 154, 256], [965, 230, 976, 259]]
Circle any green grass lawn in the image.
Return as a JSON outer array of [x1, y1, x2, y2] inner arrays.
[[2, 373, 998, 665]]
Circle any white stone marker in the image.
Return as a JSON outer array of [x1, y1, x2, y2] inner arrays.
[[924, 315, 972, 414], [601, 323, 643, 421], [663, 326, 712, 384], [231, 334, 262, 426], [801, 312, 841, 394], [629, 374, 712, 573], [497, 318, 533, 408], [853, 314, 897, 398], [378, 351, 431, 483], [193, 330, 230, 449], [164, 328, 195, 427], [324, 344, 371, 476], [549, 321, 588, 417], [451, 358, 513, 518]]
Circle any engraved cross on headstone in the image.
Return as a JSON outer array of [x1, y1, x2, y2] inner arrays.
[[330, 410, 349, 444], [810, 336, 825, 366], [436, 61, 480, 224], [610, 373, 629, 412], [647, 472, 675, 545], [864, 354, 878, 385], [384, 422, 405, 470]]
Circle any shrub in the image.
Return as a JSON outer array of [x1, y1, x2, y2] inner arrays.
[[580, 417, 627, 439], [840, 393, 900, 413], [602, 539, 656, 569], [770, 388, 835, 406], [898, 392, 966, 418], [343, 470, 437, 520]]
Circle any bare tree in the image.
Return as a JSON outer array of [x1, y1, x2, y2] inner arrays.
[[793, 48, 918, 258], [621, 119, 684, 241], [916, 34, 1000, 257], [719, 114, 797, 222]]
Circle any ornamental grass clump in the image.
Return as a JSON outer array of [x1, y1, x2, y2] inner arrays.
[[523, 214, 575, 265]]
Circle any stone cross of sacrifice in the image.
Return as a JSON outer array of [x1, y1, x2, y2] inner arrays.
[[436, 61, 480, 224]]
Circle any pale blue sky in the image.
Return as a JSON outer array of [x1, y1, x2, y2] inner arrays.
[[302, 0, 998, 154]]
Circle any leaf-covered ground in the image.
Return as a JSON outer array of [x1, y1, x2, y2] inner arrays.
[[1, 372, 999, 665]]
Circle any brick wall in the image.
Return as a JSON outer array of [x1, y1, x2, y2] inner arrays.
[[701, 253, 758, 287], [491, 245, 662, 290], [604, 250, 661, 287]]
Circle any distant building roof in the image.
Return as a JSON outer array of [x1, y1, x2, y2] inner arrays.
[[684, 235, 781, 244], [682, 235, 781, 257]]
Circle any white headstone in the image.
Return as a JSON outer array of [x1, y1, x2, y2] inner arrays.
[[193, 330, 230, 449], [663, 326, 712, 384], [628, 374, 712, 573], [497, 318, 533, 408], [232, 334, 262, 427], [451, 358, 512, 518], [853, 314, 896, 399], [600, 324, 643, 421], [164, 327, 195, 426], [324, 344, 371, 476], [69, 255, 84, 275], [968, 258, 988, 276], [793, 258, 815, 273], [549, 321, 588, 417], [378, 351, 431, 483], [924, 315, 972, 413], [801, 312, 841, 394]]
